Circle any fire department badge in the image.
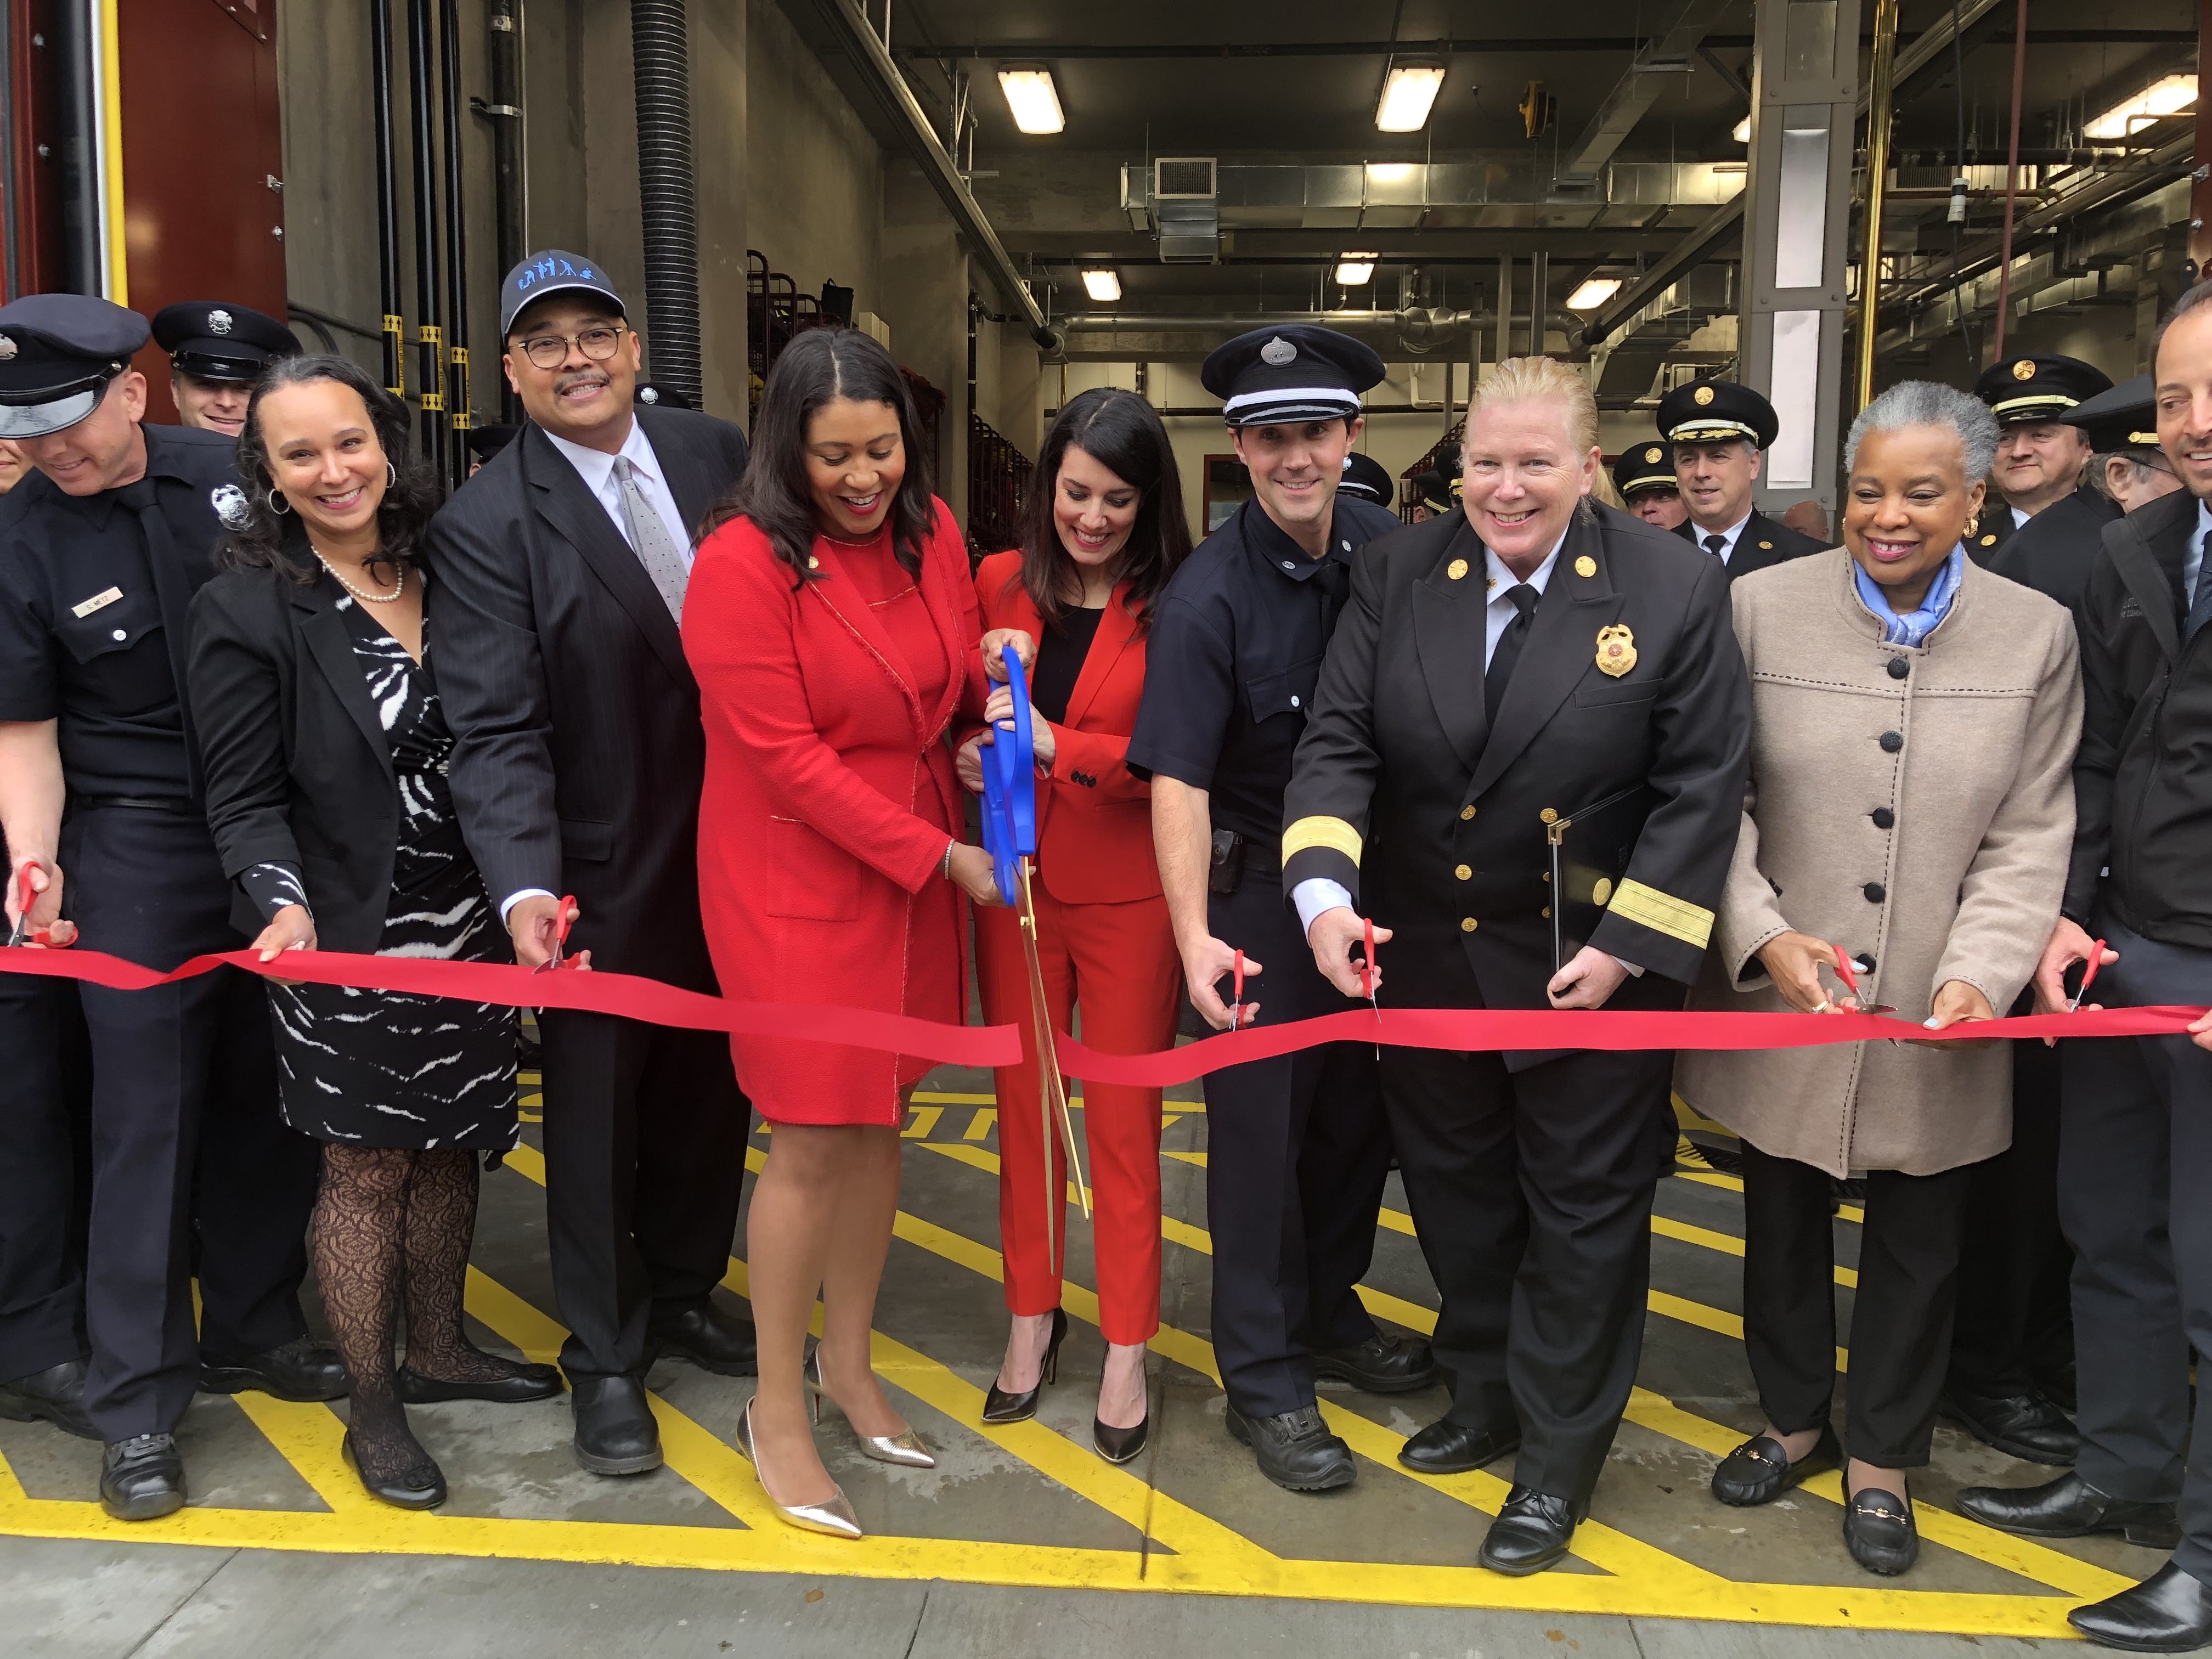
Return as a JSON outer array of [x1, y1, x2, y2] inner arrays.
[[2012, 358, 2035, 381], [208, 309, 234, 336], [1643, 446, 1662, 463], [210, 484, 253, 529], [1574, 555, 1596, 578], [1595, 623, 1636, 678], [1692, 385, 1715, 405]]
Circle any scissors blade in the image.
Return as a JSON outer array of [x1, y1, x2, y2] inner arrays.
[[1017, 859, 1090, 1227], [2067, 938, 2108, 1013]]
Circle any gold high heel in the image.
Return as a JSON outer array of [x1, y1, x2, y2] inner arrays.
[[806, 1344, 936, 1469], [735, 1396, 864, 1539]]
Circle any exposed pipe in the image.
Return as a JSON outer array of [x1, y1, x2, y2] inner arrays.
[[483, 0, 526, 421], [1, 3, 17, 301], [50, 0, 97, 294], [439, 0, 470, 475], [407, 0, 445, 482], [371, 0, 404, 399], [2195, 0, 2212, 275], [1990, 0, 2029, 359], [632, 1, 702, 406], [1497, 255, 1513, 358], [1062, 308, 1492, 334], [1854, 0, 1901, 411], [1531, 251, 1550, 358]]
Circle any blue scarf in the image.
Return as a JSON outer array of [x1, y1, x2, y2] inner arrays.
[[1854, 545, 1965, 648]]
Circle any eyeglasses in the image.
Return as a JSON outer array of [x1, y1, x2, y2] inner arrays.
[[515, 326, 625, 370]]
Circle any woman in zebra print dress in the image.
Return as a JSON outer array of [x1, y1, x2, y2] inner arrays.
[[189, 356, 561, 1513]]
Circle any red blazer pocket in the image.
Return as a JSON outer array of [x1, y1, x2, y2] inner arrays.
[[765, 816, 860, 921]]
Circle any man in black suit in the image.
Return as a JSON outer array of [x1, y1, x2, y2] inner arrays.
[[1657, 380, 1826, 578], [1968, 353, 2114, 563], [428, 251, 754, 1477]]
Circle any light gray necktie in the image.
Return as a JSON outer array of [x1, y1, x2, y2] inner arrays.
[[612, 455, 689, 622]]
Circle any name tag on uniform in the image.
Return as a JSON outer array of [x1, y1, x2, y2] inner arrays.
[[70, 587, 123, 619]]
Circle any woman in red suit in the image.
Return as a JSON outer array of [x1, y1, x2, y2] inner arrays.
[[685, 330, 997, 1539], [960, 388, 1192, 1463]]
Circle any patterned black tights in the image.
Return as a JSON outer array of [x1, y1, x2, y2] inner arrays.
[[313, 1146, 537, 1484]]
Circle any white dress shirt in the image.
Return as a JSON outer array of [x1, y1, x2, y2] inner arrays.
[[1689, 511, 1752, 567], [500, 417, 693, 924], [2011, 504, 2031, 531]]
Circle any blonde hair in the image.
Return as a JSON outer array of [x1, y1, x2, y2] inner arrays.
[[1469, 356, 1601, 456]]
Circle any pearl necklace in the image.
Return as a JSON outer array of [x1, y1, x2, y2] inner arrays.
[[311, 546, 406, 604]]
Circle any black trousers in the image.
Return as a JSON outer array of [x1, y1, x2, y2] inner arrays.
[[1740, 1139, 1974, 1468], [1949, 1022, 2075, 1398], [1383, 1023, 1674, 1502], [2059, 916, 2212, 1582], [539, 1007, 750, 1380], [0, 806, 315, 1438], [1201, 872, 1389, 1418]]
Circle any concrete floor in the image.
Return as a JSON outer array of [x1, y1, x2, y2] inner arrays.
[[0, 1058, 2147, 1656]]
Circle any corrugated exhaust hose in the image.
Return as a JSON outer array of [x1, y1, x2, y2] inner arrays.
[[632, 1, 702, 407]]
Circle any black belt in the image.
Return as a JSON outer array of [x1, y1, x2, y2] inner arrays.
[[76, 794, 199, 815]]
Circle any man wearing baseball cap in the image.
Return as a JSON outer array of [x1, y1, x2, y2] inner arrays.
[[427, 252, 755, 1477], [0, 294, 336, 1521]]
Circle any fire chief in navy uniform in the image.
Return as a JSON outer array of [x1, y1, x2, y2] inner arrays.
[[1282, 356, 1750, 1575]]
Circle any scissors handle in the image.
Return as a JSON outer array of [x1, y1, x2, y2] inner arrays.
[[2069, 938, 2108, 1011], [1830, 944, 1862, 998], [1360, 917, 1375, 1002], [533, 894, 579, 974], [1232, 949, 1245, 1031]]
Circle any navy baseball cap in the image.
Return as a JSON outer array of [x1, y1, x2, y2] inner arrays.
[[0, 294, 149, 438], [500, 249, 625, 338]]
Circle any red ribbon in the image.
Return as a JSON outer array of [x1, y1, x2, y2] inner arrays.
[[0, 944, 2200, 1089]]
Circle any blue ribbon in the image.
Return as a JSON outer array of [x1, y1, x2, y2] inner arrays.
[[978, 645, 1036, 905]]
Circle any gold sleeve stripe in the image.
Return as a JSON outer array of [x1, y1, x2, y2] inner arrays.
[[1606, 879, 1714, 949], [1282, 816, 1364, 866]]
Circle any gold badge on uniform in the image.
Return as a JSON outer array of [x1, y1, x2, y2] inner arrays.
[[1643, 446, 1662, 464], [2012, 359, 2036, 381], [1693, 385, 1715, 406], [1574, 555, 1596, 578], [1595, 623, 1637, 678], [1980, 533, 1997, 546], [1758, 540, 1773, 550], [1447, 557, 1469, 580], [1592, 877, 1615, 906]]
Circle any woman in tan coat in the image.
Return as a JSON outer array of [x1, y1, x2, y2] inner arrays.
[[1674, 380, 2081, 1577]]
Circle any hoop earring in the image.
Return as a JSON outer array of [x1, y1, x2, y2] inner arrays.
[[385, 460, 397, 488], [266, 489, 290, 516]]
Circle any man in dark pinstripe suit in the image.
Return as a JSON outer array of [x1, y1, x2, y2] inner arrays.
[[428, 252, 753, 1478]]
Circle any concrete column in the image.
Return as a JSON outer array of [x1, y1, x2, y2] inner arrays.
[[1739, 0, 1860, 515]]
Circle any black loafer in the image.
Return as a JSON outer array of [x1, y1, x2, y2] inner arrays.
[[100, 1433, 185, 1521], [1311, 1332, 1441, 1395], [569, 1374, 662, 1475], [1225, 1403, 1355, 1492], [198, 1335, 347, 1402], [1712, 1423, 1842, 1507], [396, 1363, 565, 1405], [1478, 1485, 1588, 1576], [648, 1303, 757, 1378], [1956, 1470, 2181, 1549], [1843, 1485, 1918, 1576], [341, 1430, 447, 1510], [2070, 1561, 2212, 1652], [0, 1358, 98, 1440], [1941, 1386, 2081, 1465], [1398, 1417, 1522, 1475]]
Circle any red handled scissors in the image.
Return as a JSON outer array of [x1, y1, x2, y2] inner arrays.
[[1230, 949, 1248, 1031], [1361, 917, 1383, 1056], [2067, 939, 2108, 1013], [1831, 945, 1895, 1014], [533, 894, 578, 974], [8, 860, 71, 949]]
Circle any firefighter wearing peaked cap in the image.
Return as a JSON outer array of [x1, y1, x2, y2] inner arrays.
[[1970, 352, 2115, 560], [1657, 379, 1825, 578], [151, 301, 301, 439], [1612, 439, 1686, 531]]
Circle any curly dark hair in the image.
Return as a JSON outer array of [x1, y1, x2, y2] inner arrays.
[[215, 353, 443, 586], [1002, 387, 1191, 639], [702, 328, 935, 586]]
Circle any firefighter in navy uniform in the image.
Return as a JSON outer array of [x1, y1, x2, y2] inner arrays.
[[1968, 352, 2114, 562], [1282, 357, 1750, 1573], [1127, 324, 1437, 1495], [1612, 441, 1686, 531], [1659, 379, 1825, 577], [150, 301, 301, 439], [0, 296, 335, 1522]]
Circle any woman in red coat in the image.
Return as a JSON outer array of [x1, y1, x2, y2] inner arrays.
[[685, 330, 996, 1540], [960, 388, 1192, 1464]]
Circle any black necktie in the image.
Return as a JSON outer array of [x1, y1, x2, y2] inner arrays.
[[1485, 583, 1539, 720], [1702, 533, 1728, 558], [2188, 562, 2212, 644], [114, 477, 205, 801]]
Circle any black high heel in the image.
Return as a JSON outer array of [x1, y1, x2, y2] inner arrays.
[[1093, 1412, 1149, 1464], [983, 1308, 1067, 1423]]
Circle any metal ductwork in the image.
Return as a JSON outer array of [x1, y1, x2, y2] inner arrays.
[[633, 1, 702, 405]]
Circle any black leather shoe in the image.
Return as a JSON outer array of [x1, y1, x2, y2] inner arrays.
[[1844, 1485, 1918, 1576], [396, 1362, 565, 1405], [198, 1335, 347, 1402], [984, 1310, 1068, 1424], [1398, 1417, 1522, 1475], [0, 1359, 98, 1440], [569, 1374, 662, 1475], [648, 1303, 757, 1378], [100, 1434, 185, 1521], [1311, 1332, 1441, 1395], [1224, 1403, 1355, 1492], [340, 1431, 447, 1510], [1093, 1413, 1149, 1465], [1712, 1423, 1842, 1507], [1957, 1470, 2181, 1549], [1942, 1386, 2081, 1465], [2070, 1561, 2212, 1652], [1479, 1485, 1588, 1575]]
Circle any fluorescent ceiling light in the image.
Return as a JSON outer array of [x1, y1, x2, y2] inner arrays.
[[1565, 277, 1622, 311], [1334, 255, 1378, 285], [997, 66, 1065, 134], [1732, 114, 1751, 143], [2085, 73, 2196, 140], [1367, 162, 1415, 184], [1375, 64, 1446, 132], [1081, 268, 1121, 302]]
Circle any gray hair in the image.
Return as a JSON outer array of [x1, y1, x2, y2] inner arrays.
[[1846, 380, 2001, 482]]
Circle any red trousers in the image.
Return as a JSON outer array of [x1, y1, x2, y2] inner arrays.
[[974, 884, 1181, 1345]]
